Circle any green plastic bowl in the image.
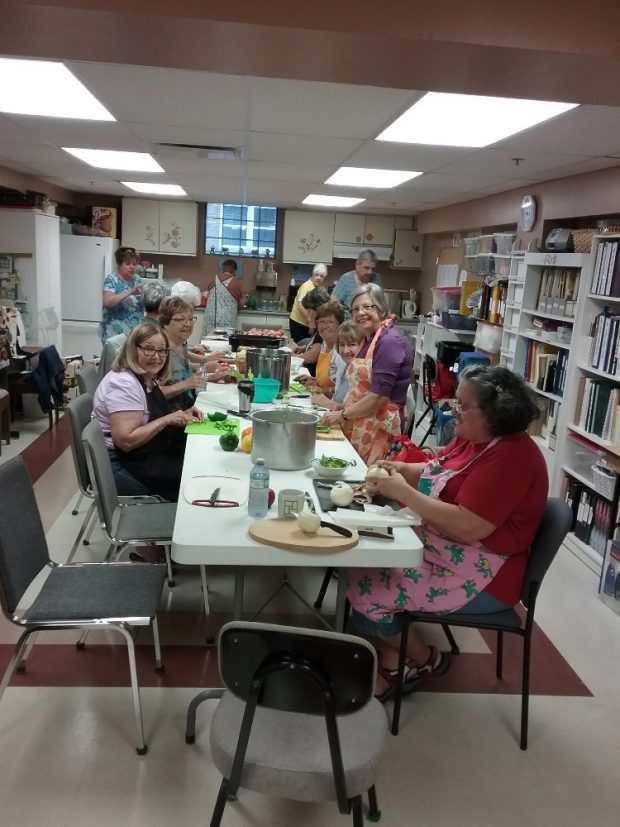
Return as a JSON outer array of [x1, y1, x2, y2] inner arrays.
[[252, 378, 280, 403]]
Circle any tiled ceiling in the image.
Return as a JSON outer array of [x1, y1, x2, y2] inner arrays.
[[1, 61, 620, 214]]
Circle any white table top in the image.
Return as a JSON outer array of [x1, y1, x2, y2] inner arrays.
[[171, 382, 423, 568]]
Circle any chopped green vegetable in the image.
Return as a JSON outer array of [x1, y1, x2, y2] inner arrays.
[[214, 420, 237, 432], [316, 424, 331, 433], [219, 433, 239, 451], [227, 368, 245, 381], [318, 454, 356, 468], [207, 412, 227, 422]]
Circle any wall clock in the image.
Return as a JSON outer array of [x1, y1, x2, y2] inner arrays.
[[520, 195, 537, 232]]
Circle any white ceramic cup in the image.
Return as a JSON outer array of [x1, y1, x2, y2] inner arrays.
[[278, 488, 305, 519]]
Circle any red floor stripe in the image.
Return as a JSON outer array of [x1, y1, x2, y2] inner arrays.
[[18, 414, 70, 483], [0, 624, 592, 696]]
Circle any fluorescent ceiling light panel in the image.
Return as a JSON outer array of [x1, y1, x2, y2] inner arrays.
[[302, 194, 365, 208], [122, 182, 187, 196], [376, 92, 579, 147], [63, 148, 164, 172], [0, 58, 115, 121], [325, 167, 422, 188]]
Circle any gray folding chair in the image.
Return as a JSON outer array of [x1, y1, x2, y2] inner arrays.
[[82, 419, 177, 587], [66, 393, 98, 561], [186, 621, 388, 827], [0, 456, 166, 755], [76, 363, 99, 397]]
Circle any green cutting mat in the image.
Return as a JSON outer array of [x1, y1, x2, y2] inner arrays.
[[185, 418, 241, 437]]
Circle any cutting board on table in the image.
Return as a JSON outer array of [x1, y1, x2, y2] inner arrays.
[[249, 519, 359, 552], [316, 425, 346, 441]]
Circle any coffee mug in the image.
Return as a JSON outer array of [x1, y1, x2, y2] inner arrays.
[[278, 488, 305, 519]]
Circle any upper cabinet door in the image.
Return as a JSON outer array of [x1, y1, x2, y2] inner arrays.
[[282, 210, 335, 263], [159, 201, 198, 255], [364, 214, 395, 247], [334, 213, 365, 244], [392, 230, 424, 269], [122, 198, 160, 251]]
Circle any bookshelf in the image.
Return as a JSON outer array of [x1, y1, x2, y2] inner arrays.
[[558, 235, 620, 571], [509, 252, 588, 479]]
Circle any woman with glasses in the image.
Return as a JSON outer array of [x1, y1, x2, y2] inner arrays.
[[323, 283, 412, 464], [93, 321, 203, 501], [296, 300, 345, 392], [159, 297, 219, 411], [347, 365, 547, 699], [100, 246, 145, 343]]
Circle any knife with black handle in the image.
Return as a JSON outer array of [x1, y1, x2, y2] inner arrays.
[[305, 491, 354, 538]]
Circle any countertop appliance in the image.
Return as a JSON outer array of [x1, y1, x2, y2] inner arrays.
[[60, 235, 119, 358], [382, 289, 408, 318]]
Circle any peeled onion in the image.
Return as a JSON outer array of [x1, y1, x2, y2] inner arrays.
[[297, 505, 321, 534], [366, 465, 389, 480], [329, 482, 355, 507]]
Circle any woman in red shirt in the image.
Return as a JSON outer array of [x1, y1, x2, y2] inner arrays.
[[348, 365, 548, 698]]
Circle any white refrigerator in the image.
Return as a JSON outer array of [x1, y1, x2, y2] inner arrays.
[[60, 235, 118, 359]]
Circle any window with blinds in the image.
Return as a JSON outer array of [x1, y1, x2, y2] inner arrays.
[[204, 203, 277, 257]]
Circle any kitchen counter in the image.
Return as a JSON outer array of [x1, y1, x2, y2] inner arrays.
[[239, 308, 289, 317]]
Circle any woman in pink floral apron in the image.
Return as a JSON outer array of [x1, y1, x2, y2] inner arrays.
[[322, 284, 413, 465], [347, 365, 548, 697]]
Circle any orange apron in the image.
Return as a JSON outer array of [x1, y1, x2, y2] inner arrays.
[[315, 348, 335, 390], [345, 320, 401, 465]]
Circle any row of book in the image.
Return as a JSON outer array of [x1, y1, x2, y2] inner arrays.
[[591, 239, 620, 297], [527, 396, 558, 449], [575, 377, 620, 441], [535, 267, 580, 317], [477, 281, 507, 325], [561, 476, 616, 556], [586, 310, 620, 375], [524, 341, 568, 397]]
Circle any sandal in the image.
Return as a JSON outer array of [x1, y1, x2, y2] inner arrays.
[[417, 645, 451, 677]]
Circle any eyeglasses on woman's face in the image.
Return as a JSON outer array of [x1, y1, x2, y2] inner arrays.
[[351, 303, 377, 316], [452, 399, 481, 413], [171, 316, 197, 325], [137, 344, 169, 359]]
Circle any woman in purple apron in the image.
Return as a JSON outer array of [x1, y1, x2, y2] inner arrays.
[[347, 365, 548, 697]]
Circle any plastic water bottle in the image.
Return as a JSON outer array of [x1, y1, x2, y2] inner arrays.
[[248, 458, 270, 519]]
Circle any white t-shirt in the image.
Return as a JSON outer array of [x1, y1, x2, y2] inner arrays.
[[93, 369, 149, 449]]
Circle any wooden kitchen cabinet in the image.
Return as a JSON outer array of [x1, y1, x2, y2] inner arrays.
[[122, 198, 198, 255], [334, 213, 395, 246], [282, 210, 335, 264], [392, 229, 424, 269]]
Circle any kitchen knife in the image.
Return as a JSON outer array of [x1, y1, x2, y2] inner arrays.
[[209, 486, 221, 505], [226, 409, 250, 418], [358, 528, 395, 541], [305, 490, 353, 537]]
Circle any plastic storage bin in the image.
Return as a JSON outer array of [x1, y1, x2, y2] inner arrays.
[[432, 287, 461, 313], [476, 254, 495, 275], [494, 255, 511, 277], [493, 233, 516, 256], [474, 320, 503, 353], [464, 237, 480, 256], [478, 235, 495, 253], [441, 312, 477, 330]]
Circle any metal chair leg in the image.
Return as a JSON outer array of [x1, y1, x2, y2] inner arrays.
[[152, 616, 164, 673], [209, 777, 230, 827], [0, 628, 37, 702], [442, 624, 460, 654], [164, 545, 175, 587], [76, 629, 89, 650], [66, 501, 96, 564], [496, 631, 504, 679], [82, 507, 98, 545], [314, 567, 334, 609], [367, 785, 381, 822], [72, 491, 85, 516], [15, 631, 38, 673], [117, 623, 147, 755], [520, 633, 531, 750], [351, 795, 364, 827], [185, 688, 224, 744]]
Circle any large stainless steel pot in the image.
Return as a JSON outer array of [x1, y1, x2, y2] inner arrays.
[[250, 408, 319, 470], [246, 348, 291, 392]]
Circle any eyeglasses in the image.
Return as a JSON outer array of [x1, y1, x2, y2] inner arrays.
[[452, 400, 481, 413], [171, 316, 197, 324], [351, 304, 377, 316], [137, 345, 169, 358]]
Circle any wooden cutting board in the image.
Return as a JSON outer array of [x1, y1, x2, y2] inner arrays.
[[249, 519, 359, 552], [316, 425, 346, 441]]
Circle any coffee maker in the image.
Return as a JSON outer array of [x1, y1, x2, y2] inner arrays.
[[255, 260, 278, 310]]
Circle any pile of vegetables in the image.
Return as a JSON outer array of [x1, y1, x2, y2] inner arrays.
[[318, 454, 356, 469]]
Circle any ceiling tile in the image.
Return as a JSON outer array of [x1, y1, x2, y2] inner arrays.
[[497, 105, 620, 156], [246, 133, 361, 164]]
